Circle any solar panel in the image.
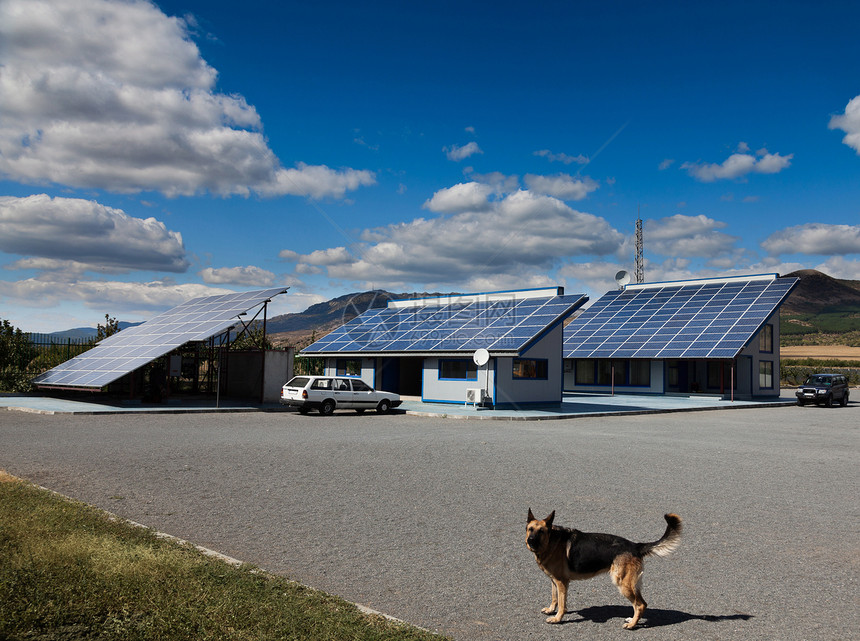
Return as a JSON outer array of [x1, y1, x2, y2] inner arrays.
[[302, 293, 588, 356], [563, 275, 797, 360], [32, 287, 288, 390]]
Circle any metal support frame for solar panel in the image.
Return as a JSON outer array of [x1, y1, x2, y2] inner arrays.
[[32, 287, 288, 391], [563, 274, 798, 360], [302, 289, 589, 358]]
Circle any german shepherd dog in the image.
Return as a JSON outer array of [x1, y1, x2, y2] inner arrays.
[[526, 509, 682, 629]]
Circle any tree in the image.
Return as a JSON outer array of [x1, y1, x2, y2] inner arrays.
[[0, 318, 37, 392], [96, 314, 120, 341]]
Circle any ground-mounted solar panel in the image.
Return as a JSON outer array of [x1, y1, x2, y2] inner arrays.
[[564, 274, 797, 360], [302, 291, 588, 356], [32, 287, 288, 390]]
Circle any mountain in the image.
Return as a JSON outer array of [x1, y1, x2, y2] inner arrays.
[[38, 321, 142, 341], [781, 270, 860, 341]]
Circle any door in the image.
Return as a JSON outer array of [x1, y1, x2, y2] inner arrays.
[[332, 377, 354, 408]]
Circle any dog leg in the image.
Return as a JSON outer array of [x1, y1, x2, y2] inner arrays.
[[611, 555, 646, 629], [541, 580, 558, 615], [546, 579, 567, 624]]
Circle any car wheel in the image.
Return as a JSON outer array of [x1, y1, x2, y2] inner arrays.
[[796, 399, 805, 406], [298, 406, 310, 415], [376, 398, 392, 414], [825, 395, 833, 408], [841, 393, 849, 407], [319, 399, 336, 416]]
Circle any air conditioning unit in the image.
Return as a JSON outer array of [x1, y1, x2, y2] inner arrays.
[[465, 388, 489, 407]]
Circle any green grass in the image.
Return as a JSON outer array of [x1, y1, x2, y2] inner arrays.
[[0, 472, 448, 641]]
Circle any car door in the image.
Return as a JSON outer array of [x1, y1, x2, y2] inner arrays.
[[333, 377, 354, 408], [350, 378, 377, 410]]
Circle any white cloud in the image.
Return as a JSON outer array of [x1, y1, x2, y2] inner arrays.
[[658, 159, 674, 170], [533, 149, 589, 165], [828, 95, 860, 154], [0, 276, 233, 313], [646, 214, 740, 259], [762, 223, 860, 256], [524, 174, 599, 201], [0, 194, 188, 272], [681, 146, 793, 182], [444, 141, 482, 161], [0, 0, 373, 199], [423, 182, 494, 213], [284, 189, 625, 289], [199, 266, 276, 286]]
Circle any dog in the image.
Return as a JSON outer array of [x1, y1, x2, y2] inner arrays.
[[526, 509, 682, 629]]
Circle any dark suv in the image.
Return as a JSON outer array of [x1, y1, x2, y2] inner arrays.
[[795, 374, 850, 407]]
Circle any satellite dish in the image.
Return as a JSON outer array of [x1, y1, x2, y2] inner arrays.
[[473, 348, 490, 367], [615, 270, 631, 287]]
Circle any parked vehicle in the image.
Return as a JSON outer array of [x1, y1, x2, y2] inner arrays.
[[280, 375, 401, 415], [795, 374, 850, 407]]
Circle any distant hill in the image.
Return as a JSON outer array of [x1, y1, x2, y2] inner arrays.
[[781, 270, 860, 344], [37, 321, 142, 342]]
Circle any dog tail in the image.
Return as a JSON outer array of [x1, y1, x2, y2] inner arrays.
[[640, 513, 682, 558]]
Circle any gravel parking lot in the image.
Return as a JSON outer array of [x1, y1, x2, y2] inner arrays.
[[1, 404, 857, 640]]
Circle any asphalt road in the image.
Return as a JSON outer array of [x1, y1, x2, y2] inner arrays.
[[1, 404, 857, 640]]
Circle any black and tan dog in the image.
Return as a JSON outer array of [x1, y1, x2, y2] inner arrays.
[[526, 509, 682, 629]]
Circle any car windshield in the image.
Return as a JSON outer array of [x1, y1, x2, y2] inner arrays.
[[804, 376, 831, 386], [285, 377, 310, 388]]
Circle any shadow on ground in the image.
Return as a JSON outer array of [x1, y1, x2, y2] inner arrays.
[[571, 605, 753, 628]]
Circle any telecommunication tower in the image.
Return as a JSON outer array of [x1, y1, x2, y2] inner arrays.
[[634, 214, 644, 284]]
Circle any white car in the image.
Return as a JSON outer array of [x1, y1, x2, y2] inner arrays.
[[280, 375, 402, 415]]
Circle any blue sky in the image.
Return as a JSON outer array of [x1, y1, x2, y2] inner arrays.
[[1, 0, 859, 333]]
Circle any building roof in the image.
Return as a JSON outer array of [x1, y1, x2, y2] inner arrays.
[[32, 287, 288, 390], [563, 274, 798, 360], [302, 287, 588, 357]]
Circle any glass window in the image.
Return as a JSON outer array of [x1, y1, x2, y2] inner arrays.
[[759, 324, 773, 353], [597, 360, 625, 386], [512, 359, 548, 379], [352, 379, 372, 392], [759, 361, 773, 389], [575, 360, 595, 384], [336, 359, 361, 376], [439, 359, 477, 380], [629, 360, 651, 386]]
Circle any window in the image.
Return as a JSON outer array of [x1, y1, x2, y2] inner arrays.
[[759, 361, 773, 389], [352, 379, 372, 392], [513, 359, 548, 379], [336, 359, 361, 376], [759, 324, 773, 353], [575, 360, 595, 384], [439, 359, 477, 380], [629, 360, 651, 386], [597, 360, 625, 386]]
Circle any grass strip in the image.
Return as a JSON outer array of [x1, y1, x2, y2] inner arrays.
[[0, 471, 448, 641]]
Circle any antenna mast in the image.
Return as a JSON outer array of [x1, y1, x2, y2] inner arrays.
[[634, 209, 644, 284]]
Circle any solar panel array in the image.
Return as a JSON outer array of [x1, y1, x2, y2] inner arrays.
[[303, 294, 587, 355], [32, 287, 288, 390], [563, 276, 798, 360]]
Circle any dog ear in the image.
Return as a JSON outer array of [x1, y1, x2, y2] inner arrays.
[[545, 510, 555, 528], [527, 508, 535, 523]]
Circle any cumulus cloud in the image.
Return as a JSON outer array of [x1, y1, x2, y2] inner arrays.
[[524, 174, 599, 201], [199, 265, 276, 286], [423, 182, 495, 213], [829, 95, 860, 154], [0, 0, 373, 198], [284, 190, 625, 289], [0, 194, 188, 272], [646, 214, 740, 258], [444, 142, 482, 161], [762, 223, 860, 256], [681, 146, 793, 182], [0, 276, 232, 312]]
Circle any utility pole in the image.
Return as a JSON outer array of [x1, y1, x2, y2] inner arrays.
[[634, 210, 644, 284]]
